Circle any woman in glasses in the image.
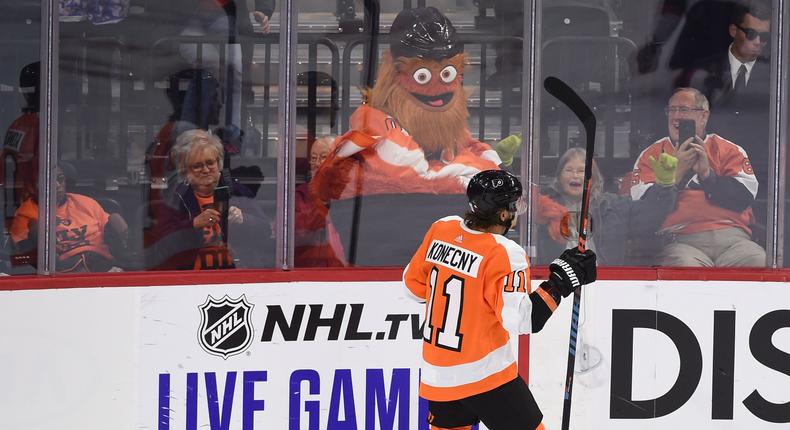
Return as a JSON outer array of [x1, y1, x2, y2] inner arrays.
[[152, 129, 272, 270], [535, 147, 679, 266]]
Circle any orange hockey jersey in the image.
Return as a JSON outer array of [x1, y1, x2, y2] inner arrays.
[[403, 215, 532, 401], [312, 104, 501, 202], [630, 134, 757, 235], [1, 112, 39, 207]]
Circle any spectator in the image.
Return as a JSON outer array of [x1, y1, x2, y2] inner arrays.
[[144, 68, 222, 258], [152, 129, 272, 270], [9, 165, 129, 273], [629, 87, 765, 267], [537, 147, 678, 266], [295, 136, 346, 267], [696, 0, 771, 194], [1, 62, 40, 217]]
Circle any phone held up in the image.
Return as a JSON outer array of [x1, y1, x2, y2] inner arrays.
[[678, 119, 696, 145], [212, 185, 230, 215]]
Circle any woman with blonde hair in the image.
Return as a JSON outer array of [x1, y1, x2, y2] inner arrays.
[[152, 129, 273, 270]]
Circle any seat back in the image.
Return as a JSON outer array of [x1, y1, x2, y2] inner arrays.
[[329, 193, 470, 266]]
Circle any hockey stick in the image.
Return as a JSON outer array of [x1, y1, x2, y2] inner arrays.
[[543, 76, 596, 430]]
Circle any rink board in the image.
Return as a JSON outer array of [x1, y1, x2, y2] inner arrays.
[[0, 279, 788, 429]]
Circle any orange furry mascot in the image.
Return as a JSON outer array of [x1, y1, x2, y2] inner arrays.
[[312, 7, 502, 203]]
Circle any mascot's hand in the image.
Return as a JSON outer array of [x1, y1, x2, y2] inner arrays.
[[310, 154, 358, 204], [495, 135, 522, 167], [648, 152, 678, 186]]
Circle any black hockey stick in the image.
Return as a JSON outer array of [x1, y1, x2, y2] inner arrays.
[[543, 76, 596, 430]]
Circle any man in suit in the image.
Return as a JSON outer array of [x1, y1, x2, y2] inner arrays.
[[696, 1, 770, 187], [692, 0, 771, 243]]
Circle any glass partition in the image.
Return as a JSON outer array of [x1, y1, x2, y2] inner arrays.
[[295, 1, 528, 267], [0, 1, 41, 275], [533, 0, 774, 268], [51, 0, 279, 273], [0, 0, 786, 274]]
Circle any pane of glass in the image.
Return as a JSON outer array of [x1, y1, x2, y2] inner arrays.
[[534, 0, 772, 268], [297, 2, 526, 267], [55, 0, 278, 273], [0, 1, 40, 275]]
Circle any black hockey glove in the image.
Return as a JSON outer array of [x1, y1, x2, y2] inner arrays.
[[547, 248, 597, 297]]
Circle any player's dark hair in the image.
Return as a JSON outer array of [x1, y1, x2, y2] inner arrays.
[[463, 209, 501, 230]]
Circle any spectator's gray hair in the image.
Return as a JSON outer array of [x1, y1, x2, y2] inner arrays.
[[672, 87, 710, 112], [172, 129, 224, 179]]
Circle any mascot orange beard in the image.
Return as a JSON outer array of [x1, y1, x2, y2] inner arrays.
[[368, 51, 469, 158]]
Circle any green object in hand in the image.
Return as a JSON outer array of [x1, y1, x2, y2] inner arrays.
[[648, 152, 679, 186], [495, 134, 522, 167]]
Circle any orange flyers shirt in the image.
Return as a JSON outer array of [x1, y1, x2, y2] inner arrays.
[[629, 134, 757, 235], [403, 215, 532, 401], [10, 193, 112, 261], [194, 193, 233, 270]]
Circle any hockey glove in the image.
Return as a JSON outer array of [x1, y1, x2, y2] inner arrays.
[[547, 247, 597, 297]]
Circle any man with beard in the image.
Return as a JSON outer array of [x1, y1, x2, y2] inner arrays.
[[311, 7, 503, 203]]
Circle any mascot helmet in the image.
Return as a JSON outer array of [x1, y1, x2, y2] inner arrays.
[[467, 170, 524, 216], [390, 7, 461, 60]]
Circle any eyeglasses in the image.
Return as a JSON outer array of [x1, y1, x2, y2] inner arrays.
[[189, 158, 219, 172], [664, 106, 706, 115], [561, 168, 585, 176], [736, 24, 770, 42]]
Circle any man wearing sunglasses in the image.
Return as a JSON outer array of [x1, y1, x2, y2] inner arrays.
[[697, 0, 771, 247], [696, 1, 770, 101]]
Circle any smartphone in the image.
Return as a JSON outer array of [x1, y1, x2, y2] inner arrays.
[[213, 186, 230, 214], [678, 119, 696, 144]]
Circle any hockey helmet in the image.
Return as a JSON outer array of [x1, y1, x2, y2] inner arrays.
[[19, 61, 40, 110], [467, 170, 525, 216], [390, 7, 461, 60]]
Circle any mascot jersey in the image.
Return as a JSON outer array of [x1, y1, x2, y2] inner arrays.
[[311, 104, 501, 202]]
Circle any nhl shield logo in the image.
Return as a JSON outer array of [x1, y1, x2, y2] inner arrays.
[[198, 295, 255, 359]]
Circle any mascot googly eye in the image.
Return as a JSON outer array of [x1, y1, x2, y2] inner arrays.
[[439, 65, 458, 83], [413, 68, 432, 85]]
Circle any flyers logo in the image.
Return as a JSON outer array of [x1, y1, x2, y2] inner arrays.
[[743, 158, 754, 175]]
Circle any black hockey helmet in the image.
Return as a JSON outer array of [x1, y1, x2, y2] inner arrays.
[[467, 170, 524, 216], [19, 61, 40, 111], [390, 7, 462, 60]]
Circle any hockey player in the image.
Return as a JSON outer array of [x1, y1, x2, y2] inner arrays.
[[403, 169, 597, 430]]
